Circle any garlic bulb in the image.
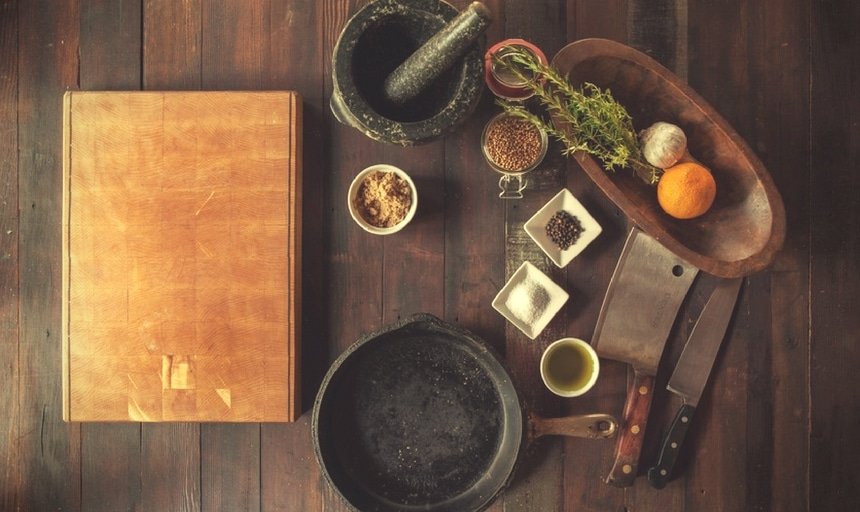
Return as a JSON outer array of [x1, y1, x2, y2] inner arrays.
[[640, 122, 688, 169]]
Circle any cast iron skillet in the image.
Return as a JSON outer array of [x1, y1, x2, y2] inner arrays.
[[312, 313, 617, 512]]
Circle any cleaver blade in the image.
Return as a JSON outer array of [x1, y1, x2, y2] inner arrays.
[[592, 226, 698, 487]]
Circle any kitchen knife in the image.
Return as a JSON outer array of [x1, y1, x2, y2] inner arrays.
[[647, 277, 743, 489], [592, 226, 699, 487]]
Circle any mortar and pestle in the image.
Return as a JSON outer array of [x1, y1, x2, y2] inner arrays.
[[331, 0, 491, 145]]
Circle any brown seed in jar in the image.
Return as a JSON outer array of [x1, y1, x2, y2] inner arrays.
[[485, 116, 543, 172]]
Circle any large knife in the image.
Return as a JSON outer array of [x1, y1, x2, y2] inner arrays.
[[593, 226, 699, 487], [647, 277, 743, 489]]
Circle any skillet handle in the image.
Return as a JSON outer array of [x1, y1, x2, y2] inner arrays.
[[605, 371, 655, 487], [529, 413, 618, 440]]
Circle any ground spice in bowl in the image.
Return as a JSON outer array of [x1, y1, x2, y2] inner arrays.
[[483, 114, 546, 172], [354, 171, 413, 228]]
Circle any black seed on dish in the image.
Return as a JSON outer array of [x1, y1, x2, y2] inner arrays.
[[546, 210, 584, 250]]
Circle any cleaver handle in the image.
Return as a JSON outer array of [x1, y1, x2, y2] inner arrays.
[[606, 370, 655, 487]]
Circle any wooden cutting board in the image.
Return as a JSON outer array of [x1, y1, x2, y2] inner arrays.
[[62, 91, 302, 422]]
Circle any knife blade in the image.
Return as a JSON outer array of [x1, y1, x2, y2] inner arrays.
[[592, 226, 698, 487], [647, 277, 743, 489]]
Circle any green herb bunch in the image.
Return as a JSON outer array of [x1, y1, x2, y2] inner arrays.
[[494, 46, 661, 184]]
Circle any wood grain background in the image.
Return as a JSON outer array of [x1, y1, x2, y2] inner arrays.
[[1, 0, 856, 510]]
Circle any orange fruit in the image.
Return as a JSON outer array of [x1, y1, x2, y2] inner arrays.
[[657, 162, 716, 219]]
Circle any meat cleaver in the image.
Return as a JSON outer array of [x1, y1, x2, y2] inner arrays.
[[647, 277, 743, 488], [592, 226, 698, 487]]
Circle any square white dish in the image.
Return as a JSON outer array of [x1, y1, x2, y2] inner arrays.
[[492, 261, 569, 340], [524, 188, 602, 268]]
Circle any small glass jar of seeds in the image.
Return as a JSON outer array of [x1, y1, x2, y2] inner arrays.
[[481, 112, 548, 199]]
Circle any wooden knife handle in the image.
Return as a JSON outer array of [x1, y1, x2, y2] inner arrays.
[[605, 371, 656, 487], [647, 403, 696, 489]]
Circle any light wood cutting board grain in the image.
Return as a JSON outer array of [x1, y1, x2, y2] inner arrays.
[[62, 91, 301, 422]]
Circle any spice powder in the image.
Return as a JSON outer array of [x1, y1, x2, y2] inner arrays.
[[504, 279, 550, 326], [355, 171, 412, 228]]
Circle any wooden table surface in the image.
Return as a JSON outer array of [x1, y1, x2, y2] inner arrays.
[[1, 1, 858, 511]]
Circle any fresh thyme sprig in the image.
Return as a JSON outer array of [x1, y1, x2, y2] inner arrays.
[[493, 46, 661, 184]]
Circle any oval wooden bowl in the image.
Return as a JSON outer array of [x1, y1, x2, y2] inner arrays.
[[552, 39, 786, 278]]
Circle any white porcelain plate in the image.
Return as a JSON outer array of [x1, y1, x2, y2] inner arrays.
[[524, 188, 602, 268], [492, 261, 569, 340]]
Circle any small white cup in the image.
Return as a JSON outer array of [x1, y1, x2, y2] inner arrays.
[[540, 337, 600, 397], [347, 164, 418, 235]]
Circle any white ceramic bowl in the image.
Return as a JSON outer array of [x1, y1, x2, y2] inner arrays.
[[348, 164, 418, 235], [539, 337, 600, 398], [524, 188, 602, 268], [491, 261, 569, 340]]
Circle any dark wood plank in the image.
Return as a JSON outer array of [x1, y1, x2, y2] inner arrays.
[[810, 0, 860, 509], [140, 1, 203, 510], [568, 0, 627, 43], [16, 0, 82, 510], [0, 340, 16, 512], [80, 0, 142, 90], [201, 0, 264, 89], [261, 418, 323, 512], [561, 4, 630, 511], [259, 1, 327, 511], [769, 268, 810, 512], [201, 424, 260, 512], [143, 0, 201, 90], [741, 1, 809, 511], [628, 0, 687, 81], [78, 1, 144, 510], [140, 424, 202, 512], [380, 142, 447, 320], [442, 99, 507, 348], [0, 1, 19, 509], [443, 0, 507, 353], [81, 425, 142, 511], [679, 1, 809, 511]]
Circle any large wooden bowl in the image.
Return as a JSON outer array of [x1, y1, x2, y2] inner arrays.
[[553, 39, 785, 278]]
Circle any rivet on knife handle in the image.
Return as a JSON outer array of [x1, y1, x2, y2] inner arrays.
[[605, 371, 655, 487], [647, 403, 696, 489]]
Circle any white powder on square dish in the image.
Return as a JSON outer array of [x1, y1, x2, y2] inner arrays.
[[504, 278, 550, 326]]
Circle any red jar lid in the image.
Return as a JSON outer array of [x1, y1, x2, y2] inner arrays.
[[484, 39, 548, 100]]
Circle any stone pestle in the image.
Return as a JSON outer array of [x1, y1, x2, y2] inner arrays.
[[383, 1, 492, 105]]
